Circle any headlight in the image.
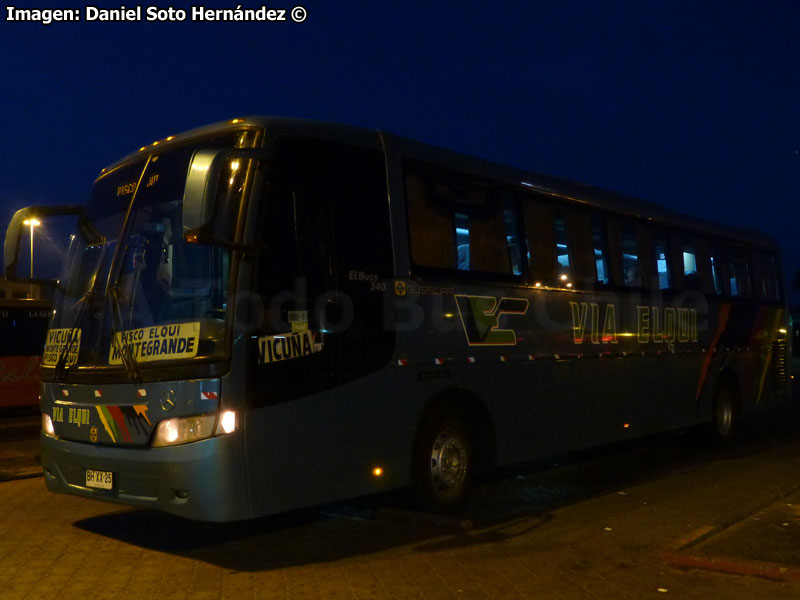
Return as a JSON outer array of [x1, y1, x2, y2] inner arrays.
[[42, 413, 55, 437], [217, 410, 237, 434], [152, 411, 238, 447]]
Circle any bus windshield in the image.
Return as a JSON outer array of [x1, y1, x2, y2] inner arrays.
[[45, 132, 251, 379]]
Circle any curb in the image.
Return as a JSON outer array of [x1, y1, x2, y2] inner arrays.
[[0, 465, 42, 482], [662, 483, 800, 583], [662, 552, 800, 584]]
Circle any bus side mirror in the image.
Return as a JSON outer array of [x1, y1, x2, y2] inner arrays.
[[5, 205, 82, 286], [182, 148, 272, 245], [182, 148, 225, 242]]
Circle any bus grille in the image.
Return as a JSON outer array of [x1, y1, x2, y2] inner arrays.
[[773, 340, 789, 391]]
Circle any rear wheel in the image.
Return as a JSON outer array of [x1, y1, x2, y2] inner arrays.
[[711, 382, 740, 442], [411, 409, 473, 513]]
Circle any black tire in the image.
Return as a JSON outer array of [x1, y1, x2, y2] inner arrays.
[[711, 381, 740, 442], [411, 408, 473, 513]]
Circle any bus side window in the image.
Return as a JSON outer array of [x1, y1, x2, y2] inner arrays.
[[619, 223, 641, 287], [522, 198, 556, 286], [0, 313, 12, 355], [405, 172, 455, 270], [501, 191, 525, 276], [636, 224, 654, 291], [740, 259, 753, 298], [463, 197, 511, 276], [406, 166, 520, 278], [769, 254, 783, 301], [728, 260, 740, 296], [565, 209, 595, 290], [653, 230, 672, 290], [682, 238, 698, 290], [590, 214, 611, 287], [693, 238, 713, 295], [709, 247, 725, 295], [554, 209, 574, 286], [726, 246, 753, 298], [454, 212, 470, 269], [754, 252, 781, 301], [669, 231, 685, 290], [754, 253, 767, 300], [15, 310, 50, 355], [727, 247, 753, 299]]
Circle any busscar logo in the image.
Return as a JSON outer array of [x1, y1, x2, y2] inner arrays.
[[454, 295, 529, 346]]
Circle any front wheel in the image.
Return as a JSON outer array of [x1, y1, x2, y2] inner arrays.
[[411, 410, 473, 513]]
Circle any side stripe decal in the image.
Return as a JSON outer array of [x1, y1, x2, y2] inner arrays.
[[695, 304, 731, 400]]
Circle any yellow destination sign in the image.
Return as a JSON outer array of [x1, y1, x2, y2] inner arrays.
[[109, 322, 200, 365], [42, 328, 81, 367]]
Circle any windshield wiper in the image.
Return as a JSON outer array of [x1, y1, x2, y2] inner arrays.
[[53, 291, 92, 382], [53, 238, 111, 382], [108, 285, 142, 383]]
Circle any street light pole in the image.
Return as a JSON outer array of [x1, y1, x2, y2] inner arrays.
[[22, 218, 40, 298]]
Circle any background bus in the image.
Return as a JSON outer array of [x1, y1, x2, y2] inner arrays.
[[5, 117, 792, 521], [0, 279, 49, 410]]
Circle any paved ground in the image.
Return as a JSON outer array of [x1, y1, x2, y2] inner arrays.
[[663, 490, 800, 584], [0, 412, 40, 481], [1, 406, 800, 599]]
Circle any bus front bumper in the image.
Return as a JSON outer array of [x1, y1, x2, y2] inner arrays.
[[40, 432, 250, 522]]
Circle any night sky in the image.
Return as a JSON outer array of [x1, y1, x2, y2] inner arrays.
[[1, 1, 798, 306]]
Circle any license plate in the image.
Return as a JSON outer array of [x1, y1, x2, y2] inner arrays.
[[85, 469, 113, 490]]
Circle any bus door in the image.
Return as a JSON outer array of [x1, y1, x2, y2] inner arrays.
[[247, 177, 337, 407], [248, 138, 394, 398], [243, 139, 395, 514]]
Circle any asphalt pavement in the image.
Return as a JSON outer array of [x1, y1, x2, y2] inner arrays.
[[1, 393, 800, 598], [0, 410, 41, 481]]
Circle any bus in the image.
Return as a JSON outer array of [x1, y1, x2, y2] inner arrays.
[[4, 117, 792, 521], [0, 280, 50, 410]]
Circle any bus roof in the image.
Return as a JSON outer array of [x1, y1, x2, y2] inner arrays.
[[100, 116, 778, 251]]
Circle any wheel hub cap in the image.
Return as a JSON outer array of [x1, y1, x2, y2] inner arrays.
[[430, 428, 467, 492]]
